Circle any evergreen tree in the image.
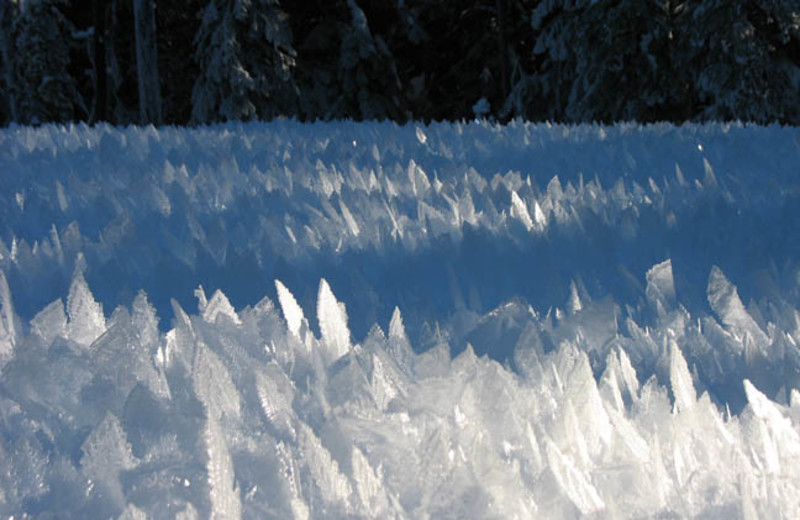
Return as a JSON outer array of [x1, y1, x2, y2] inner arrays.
[[157, 0, 204, 124], [377, 0, 428, 118], [63, 0, 133, 125], [507, 0, 589, 121], [192, 0, 297, 124], [100, 0, 148, 125], [404, 0, 533, 121], [496, 0, 539, 119], [337, 0, 403, 120], [0, 0, 19, 125], [509, 0, 799, 124], [293, 0, 403, 121], [2, 0, 796, 125], [92, 0, 108, 122], [565, 0, 690, 122], [13, 0, 82, 124], [133, 0, 161, 123], [683, 0, 800, 123]]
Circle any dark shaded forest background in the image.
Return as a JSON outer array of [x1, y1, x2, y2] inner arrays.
[[1, 0, 798, 127]]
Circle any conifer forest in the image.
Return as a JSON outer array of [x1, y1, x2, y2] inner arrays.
[[1, 0, 798, 127]]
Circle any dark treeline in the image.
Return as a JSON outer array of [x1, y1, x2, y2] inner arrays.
[[1, 0, 798, 127]]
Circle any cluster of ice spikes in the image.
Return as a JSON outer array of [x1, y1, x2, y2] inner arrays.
[[2, 120, 799, 518], [1, 259, 799, 519], [1, 121, 797, 339]]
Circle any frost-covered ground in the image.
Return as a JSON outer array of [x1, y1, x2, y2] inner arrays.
[[1, 121, 800, 518]]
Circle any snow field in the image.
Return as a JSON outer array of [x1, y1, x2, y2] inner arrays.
[[1, 120, 800, 518]]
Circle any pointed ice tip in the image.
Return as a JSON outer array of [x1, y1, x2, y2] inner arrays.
[[674, 163, 687, 186], [703, 158, 717, 188], [707, 265, 735, 311], [456, 342, 477, 364], [202, 289, 241, 325], [170, 298, 192, 331], [707, 266, 768, 345], [567, 280, 582, 315], [532, 199, 547, 229], [66, 270, 106, 347], [669, 340, 696, 413], [194, 285, 208, 312], [387, 306, 413, 372], [646, 259, 676, 306], [317, 279, 351, 361], [510, 191, 534, 231], [743, 379, 773, 419], [547, 175, 563, 197], [275, 279, 304, 338], [0, 270, 18, 368], [81, 412, 136, 474], [389, 306, 406, 340]]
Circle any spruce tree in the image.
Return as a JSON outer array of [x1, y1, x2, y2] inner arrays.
[[683, 0, 799, 123], [337, 0, 403, 120], [102, 0, 145, 125], [157, 0, 204, 124], [133, 0, 161, 124], [294, 0, 402, 121], [13, 0, 81, 124], [92, 0, 108, 122], [191, 0, 297, 124], [516, 0, 590, 121], [0, 0, 18, 124], [566, 0, 690, 122], [404, 0, 533, 121]]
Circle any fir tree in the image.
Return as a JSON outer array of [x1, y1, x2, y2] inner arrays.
[[191, 0, 297, 124]]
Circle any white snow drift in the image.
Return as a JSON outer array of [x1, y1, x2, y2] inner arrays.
[[0, 120, 799, 519]]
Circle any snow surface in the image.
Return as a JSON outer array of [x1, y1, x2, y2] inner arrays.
[[1, 120, 800, 518]]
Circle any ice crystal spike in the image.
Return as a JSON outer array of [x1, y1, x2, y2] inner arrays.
[[708, 266, 768, 347], [276, 280, 304, 339], [317, 279, 351, 363], [202, 289, 241, 325], [204, 415, 242, 520], [1, 122, 800, 519], [0, 271, 18, 369], [66, 270, 106, 347], [645, 259, 675, 308], [670, 340, 696, 413]]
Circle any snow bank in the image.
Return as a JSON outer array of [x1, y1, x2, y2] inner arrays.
[[1, 120, 799, 518], [1, 273, 799, 519]]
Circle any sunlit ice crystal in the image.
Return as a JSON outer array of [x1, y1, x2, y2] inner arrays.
[[1, 121, 800, 519], [0, 262, 797, 518]]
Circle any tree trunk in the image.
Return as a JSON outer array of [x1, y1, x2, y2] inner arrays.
[[133, 0, 161, 124], [93, 0, 108, 122], [0, 1, 18, 122], [495, 0, 508, 101]]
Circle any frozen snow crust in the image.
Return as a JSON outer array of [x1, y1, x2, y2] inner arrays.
[[1, 120, 800, 518]]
